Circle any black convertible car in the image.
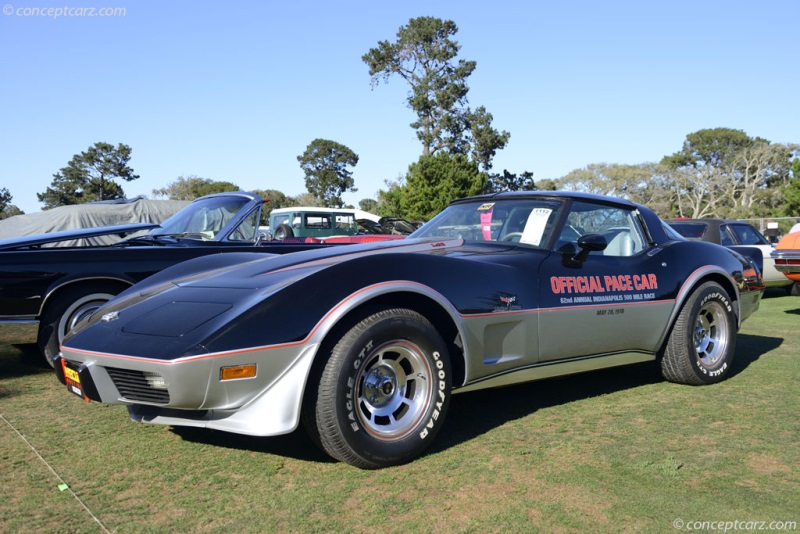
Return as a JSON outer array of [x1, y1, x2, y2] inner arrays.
[[0, 192, 330, 366], [56, 192, 764, 468]]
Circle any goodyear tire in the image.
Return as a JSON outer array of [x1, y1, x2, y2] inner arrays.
[[38, 283, 124, 368], [308, 308, 451, 469], [661, 282, 736, 385]]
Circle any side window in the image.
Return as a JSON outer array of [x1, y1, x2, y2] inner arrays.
[[228, 209, 259, 242], [729, 224, 767, 245], [719, 226, 736, 246], [305, 214, 332, 229], [557, 201, 645, 257]]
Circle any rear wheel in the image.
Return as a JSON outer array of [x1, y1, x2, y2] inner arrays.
[[304, 308, 451, 469], [38, 283, 125, 368], [661, 282, 736, 385]]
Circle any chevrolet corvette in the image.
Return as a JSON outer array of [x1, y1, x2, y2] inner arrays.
[[55, 191, 764, 468]]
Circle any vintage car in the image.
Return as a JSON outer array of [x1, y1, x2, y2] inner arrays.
[[667, 218, 792, 292], [0, 191, 335, 366], [771, 230, 800, 293], [268, 207, 408, 244], [55, 192, 764, 469], [357, 216, 419, 236], [269, 207, 382, 240]]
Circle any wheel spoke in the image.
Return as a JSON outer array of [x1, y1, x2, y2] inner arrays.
[[694, 301, 728, 367], [355, 340, 432, 440]]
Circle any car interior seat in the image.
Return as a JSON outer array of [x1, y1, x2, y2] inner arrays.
[[604, 230, 635, 256]]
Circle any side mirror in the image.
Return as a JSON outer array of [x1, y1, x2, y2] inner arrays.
[[564, 233, 607, 266]]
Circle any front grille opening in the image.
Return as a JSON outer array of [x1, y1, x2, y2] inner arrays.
[[106, 367, 171, 404]]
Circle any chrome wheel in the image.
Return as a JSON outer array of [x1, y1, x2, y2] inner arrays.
[[309, 308, 451, 468], [694, 300, 729, 367], [355, 341, 433, 441]]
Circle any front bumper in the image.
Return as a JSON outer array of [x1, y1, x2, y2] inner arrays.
[[0, 318, 39, 345], [54, 341, 319, 437]]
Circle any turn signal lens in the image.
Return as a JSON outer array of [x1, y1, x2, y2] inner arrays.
[[143, 371, 168, 390], [220, 364, 257, 381]]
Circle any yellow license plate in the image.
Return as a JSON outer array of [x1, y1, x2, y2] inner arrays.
[[61, 359, 84, 399]]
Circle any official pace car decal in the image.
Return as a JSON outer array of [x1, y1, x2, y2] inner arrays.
[[550, 273, 659, 305]]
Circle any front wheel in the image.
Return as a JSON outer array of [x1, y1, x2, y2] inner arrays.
[[660, 282, 736, 385], [305, 308, 452, 469], [38, 283, 124, 368]]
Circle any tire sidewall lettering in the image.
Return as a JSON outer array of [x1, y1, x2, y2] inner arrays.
[[699, 291, 732, 313], [420, 351, 447, 440], [688, 285, 735, 381]]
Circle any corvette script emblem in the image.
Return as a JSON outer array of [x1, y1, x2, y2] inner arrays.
[[101, 311, 119, 322]]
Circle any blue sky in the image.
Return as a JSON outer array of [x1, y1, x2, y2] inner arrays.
[[1, 0, 797, 214]]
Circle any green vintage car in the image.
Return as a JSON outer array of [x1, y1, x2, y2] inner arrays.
[[269, 207, 366, 240]]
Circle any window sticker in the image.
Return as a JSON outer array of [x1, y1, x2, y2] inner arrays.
[[480, 209, 494, 240], [520, 208, 552, 246], [476, 203, 495, 211]]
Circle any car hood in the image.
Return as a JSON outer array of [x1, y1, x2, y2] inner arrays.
[[62, 237, 521, 357], [173, 237, 507, 291]]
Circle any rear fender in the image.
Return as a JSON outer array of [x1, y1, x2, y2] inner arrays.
[[656, 266, 740, 351]]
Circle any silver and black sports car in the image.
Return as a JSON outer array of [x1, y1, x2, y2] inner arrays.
[[56, 192, 764, 468]]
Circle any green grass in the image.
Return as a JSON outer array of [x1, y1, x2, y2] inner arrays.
[[1, 292, 798, 533]]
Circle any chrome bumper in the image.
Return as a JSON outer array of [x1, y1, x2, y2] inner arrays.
[[0, 319, 39, 345]]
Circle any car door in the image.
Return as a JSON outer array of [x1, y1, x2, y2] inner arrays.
[[537, 200, 675, 362]]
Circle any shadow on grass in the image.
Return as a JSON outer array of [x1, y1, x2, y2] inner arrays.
[[163, 333, 783, 465], [433, 332, 780, 456], [0, 344, 55, 401], [0, 344, 52, 378], [171, 426, 335, 464], [729, 333, 782, 377]]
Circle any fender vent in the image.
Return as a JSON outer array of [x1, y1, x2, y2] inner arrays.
[[106, 368, 170, 404]]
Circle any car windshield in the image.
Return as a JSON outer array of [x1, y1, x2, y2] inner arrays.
[[410, 198, 564, 248], [149, 196, 251, 240]]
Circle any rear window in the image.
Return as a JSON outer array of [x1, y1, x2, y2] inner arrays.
[[670, 223, 707, 239], [726, 224, 769, 246]]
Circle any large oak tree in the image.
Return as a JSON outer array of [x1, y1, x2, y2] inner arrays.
[[297, 139, 358, 208], [363, 16, 509, 171], [38, 142, 139, 209]]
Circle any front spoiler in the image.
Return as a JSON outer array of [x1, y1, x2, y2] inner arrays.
[[126, 344, 319, 436], [54, 343, 319, 437]]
